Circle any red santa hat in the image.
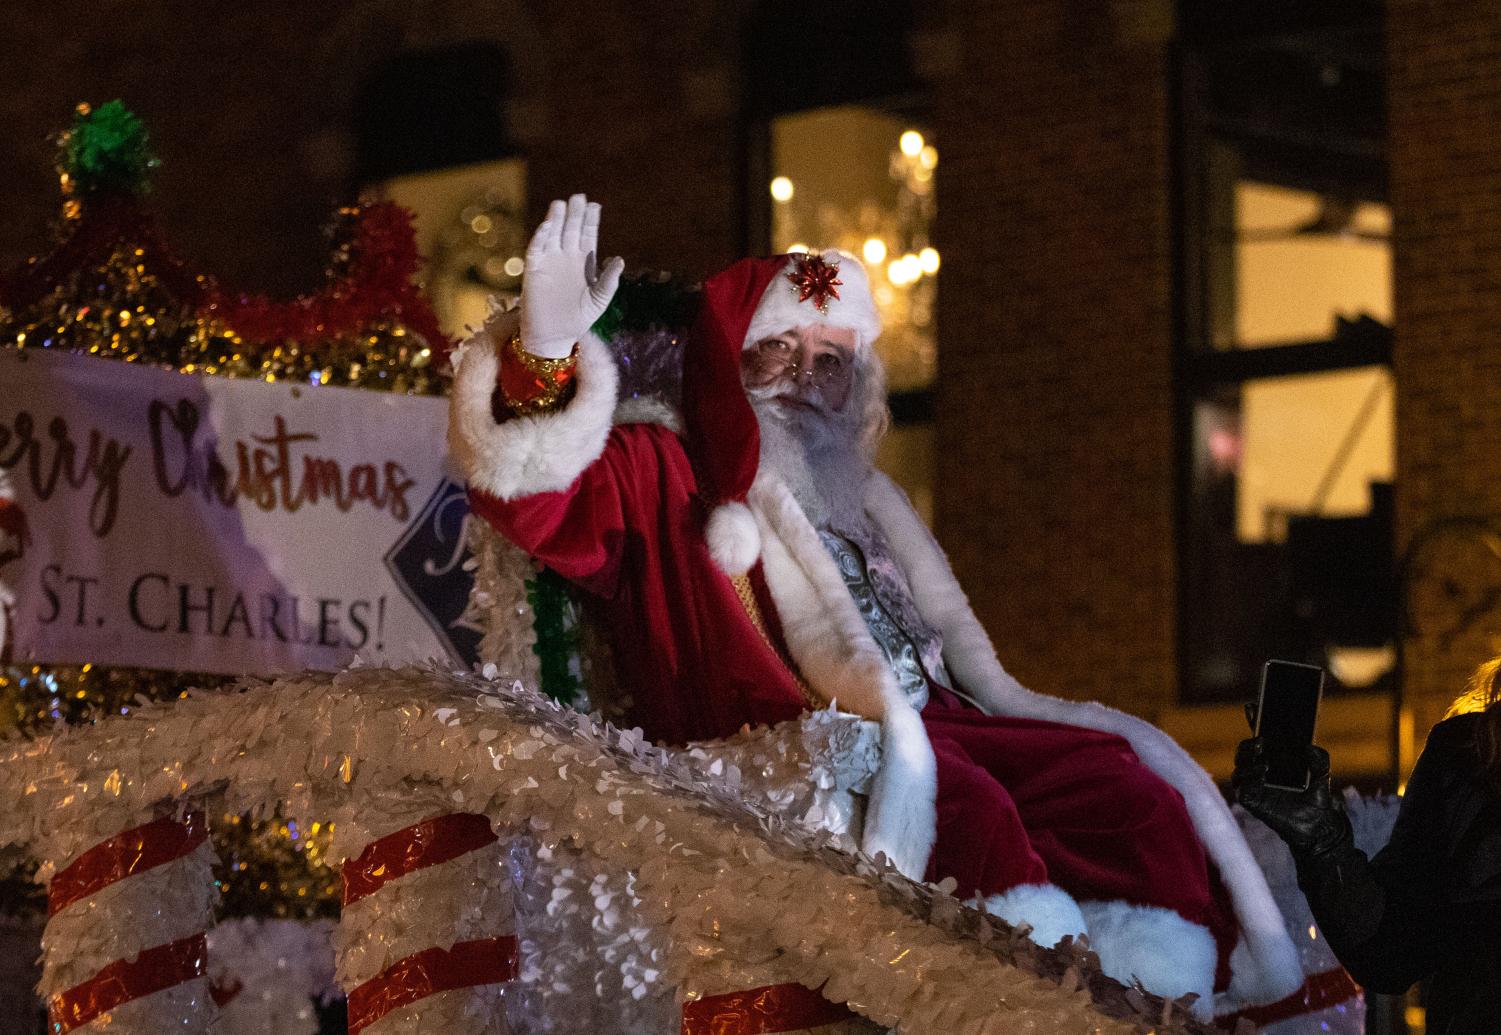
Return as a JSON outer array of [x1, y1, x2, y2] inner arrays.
[[684, 249, 882, 575]]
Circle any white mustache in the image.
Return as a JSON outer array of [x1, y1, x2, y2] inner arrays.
[[745, 380, 828, 410]]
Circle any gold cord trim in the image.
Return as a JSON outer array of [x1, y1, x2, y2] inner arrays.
[[731, 573, 820, 708]]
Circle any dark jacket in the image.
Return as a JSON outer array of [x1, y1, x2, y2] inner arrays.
[[1294, 713, 1501, 1035]]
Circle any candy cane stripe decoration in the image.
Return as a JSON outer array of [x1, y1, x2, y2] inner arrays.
[[48, 814, 208, 914], [341, 813, 499, 905], [347, 938, 519, 1032], [335, 810, 516, 1034], [682, 982, 859, 1035], [39, 810, 218, 1033], [49, 934, 209, 1031]]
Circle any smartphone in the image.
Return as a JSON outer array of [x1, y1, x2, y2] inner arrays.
[[1254, 660, 1325, 791]]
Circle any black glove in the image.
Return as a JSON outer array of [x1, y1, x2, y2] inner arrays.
[[1232, 737, 1352, 859]]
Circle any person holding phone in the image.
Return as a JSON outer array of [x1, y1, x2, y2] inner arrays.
[[1233, 659, 1501, 1034]]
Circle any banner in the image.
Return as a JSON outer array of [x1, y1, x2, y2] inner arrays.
[[0, 348, 479, 675]]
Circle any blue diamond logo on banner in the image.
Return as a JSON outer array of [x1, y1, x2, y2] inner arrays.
[[383, 477, 481, 668]]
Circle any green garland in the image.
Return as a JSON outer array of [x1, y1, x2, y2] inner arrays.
[[589, 271, 700, 342], [525, 567, 584, 706]]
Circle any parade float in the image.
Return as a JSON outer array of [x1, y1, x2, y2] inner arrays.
[[0, 104, 1374, 1034]]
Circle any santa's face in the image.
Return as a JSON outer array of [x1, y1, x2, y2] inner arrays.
[[740, 324, 857, 414]]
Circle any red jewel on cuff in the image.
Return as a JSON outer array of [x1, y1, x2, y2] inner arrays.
[[785, 253, 842, 313], [499, 344, 577, 409]]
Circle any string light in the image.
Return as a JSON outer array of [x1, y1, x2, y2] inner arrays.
[[887, 253, 924, 286], [899, 130, 924, 157], [769, 176, 795, 203], [862, 237, 888, 264]]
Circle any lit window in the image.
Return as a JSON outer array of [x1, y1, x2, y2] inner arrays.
[[1230, 183, 1391, 348], [768, 106, 936, 393], [1179, 20, 1394, 704], [1185, 367, 1397, 700], [1204, 367, 1394, 546], [767, 105, 936, 522], [376, 159, 527, 339]]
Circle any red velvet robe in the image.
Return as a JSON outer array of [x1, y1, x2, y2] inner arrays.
[[468, 420, 1240, 989], [470, 422, 809, 744]]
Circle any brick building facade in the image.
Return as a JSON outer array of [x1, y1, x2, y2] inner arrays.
[[932, 3, 1179, 719], [2, 0, 1494, 775], [1388, 0, 1501, 743]]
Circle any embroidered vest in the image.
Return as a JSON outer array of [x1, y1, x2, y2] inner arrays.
[[818, 526, 952, 709]]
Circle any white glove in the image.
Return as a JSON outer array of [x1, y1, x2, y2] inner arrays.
[[519, 194, 625, 359]]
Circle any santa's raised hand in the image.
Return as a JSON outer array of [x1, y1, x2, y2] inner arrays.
[[519, 194, 625, 359]]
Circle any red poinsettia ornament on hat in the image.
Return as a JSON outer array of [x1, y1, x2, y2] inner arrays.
[[785, 252, 843, 312]]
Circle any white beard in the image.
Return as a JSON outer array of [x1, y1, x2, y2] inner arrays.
[[748, 386, 874, 533]]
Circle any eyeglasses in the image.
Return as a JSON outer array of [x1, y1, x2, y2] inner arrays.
[[744, 338, 853, 393]]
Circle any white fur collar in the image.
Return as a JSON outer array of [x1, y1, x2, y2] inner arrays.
[[747, 476, 937, 881]]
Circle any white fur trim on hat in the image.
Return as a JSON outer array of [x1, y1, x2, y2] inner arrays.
[[706, 501, 761, 576], [743, 249, 882, 353], [978, 884, 1088, 949], [1079, 900, 1217, 1020]]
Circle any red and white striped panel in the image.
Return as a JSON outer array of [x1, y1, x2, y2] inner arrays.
[[1223, 967, 1363, 1033], [682, 982, 876, 1035], [39, 812, 219, 1033], [335, 811, 516, 1034]]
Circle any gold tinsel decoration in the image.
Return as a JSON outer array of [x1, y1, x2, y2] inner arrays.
[[0, 102, 451, 919]]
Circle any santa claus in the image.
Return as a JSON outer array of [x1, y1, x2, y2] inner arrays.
[[450, 195, 1303, 1018]]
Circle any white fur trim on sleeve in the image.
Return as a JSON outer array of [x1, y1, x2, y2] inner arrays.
[[705, 501, 761, 576], [446, 312, 619, 500], [859, 703, 937, 881], [862, 471, 1305, 1007]]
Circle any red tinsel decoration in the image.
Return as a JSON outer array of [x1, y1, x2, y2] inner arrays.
[[1, 195, 451, 367], [0, 195, 207, 313], [205, 201, 449, 355]]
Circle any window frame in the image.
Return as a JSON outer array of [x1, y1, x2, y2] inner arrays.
[[1172, 22, 1395, 705]]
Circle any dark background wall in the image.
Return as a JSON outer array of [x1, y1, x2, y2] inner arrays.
[[1388, 0, 1501, 738], [933, 2, 1179, 715], [4, 0, 1499, 736], [0, 0, 748, 293]]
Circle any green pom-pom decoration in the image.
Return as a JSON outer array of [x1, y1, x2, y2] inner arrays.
[[58, 100, 159, 197]]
